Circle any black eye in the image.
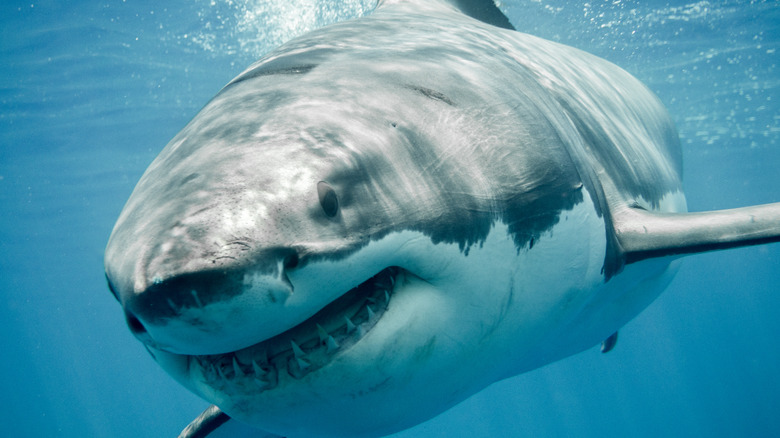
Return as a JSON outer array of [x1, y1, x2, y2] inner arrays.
[[317, 181, 339, 218]]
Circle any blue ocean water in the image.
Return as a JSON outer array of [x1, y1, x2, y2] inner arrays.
[[1, 0, 778, 436]]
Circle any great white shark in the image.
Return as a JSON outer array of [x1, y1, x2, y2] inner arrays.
[[103, 0, 780, 436]]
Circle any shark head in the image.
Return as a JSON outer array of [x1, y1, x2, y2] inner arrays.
[[104, 40, 605, 436], [104, 50, 602, 436]]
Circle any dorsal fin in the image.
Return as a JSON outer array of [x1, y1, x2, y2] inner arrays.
[[378, 0, 514, 30], [614, 202, 780, 264], [447, 0, 514, 30]]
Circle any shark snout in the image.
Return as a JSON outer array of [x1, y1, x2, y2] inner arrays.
[[118, 251, 301, 355]]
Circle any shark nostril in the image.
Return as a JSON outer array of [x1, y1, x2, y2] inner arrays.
[[125, 310, 147, 336]]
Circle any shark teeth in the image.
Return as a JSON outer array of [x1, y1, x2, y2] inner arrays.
[[316, 324, 329, 343], [345, 316, 357, 333], [326, 335, 339, 353], [251, 360, 265, 377], [194, 267, 402, 389], [190, 289, 203, 308], [296, 357, 311, 370], [232, 357, 245, 378], [291, 340, 306, 358]]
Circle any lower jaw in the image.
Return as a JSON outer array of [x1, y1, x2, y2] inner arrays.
[[186, 267, 403, 393]]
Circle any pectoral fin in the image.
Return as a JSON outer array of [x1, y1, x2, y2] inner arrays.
[[614, 202, 780, 264], [600, 331, 619, 353], [179, 405, 284, 438]]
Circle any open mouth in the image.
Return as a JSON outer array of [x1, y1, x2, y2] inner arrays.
[[190, 266, 402, 391]]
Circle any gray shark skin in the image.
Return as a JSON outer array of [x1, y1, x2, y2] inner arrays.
[[103, 0, 780, 437]]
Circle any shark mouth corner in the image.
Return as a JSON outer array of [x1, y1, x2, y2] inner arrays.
[[189, 266, 403, 392]]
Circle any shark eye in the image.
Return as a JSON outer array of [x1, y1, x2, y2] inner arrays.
[[317, 181, 339, 218]]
